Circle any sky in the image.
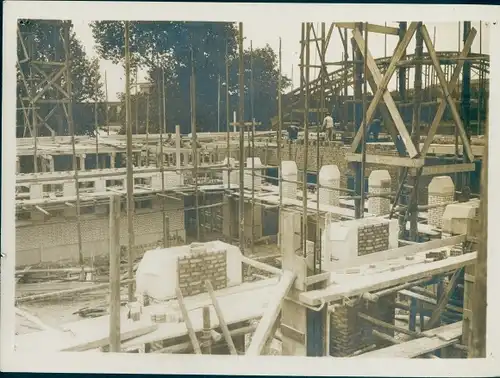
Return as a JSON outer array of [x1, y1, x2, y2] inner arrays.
[[72, 20, 490, 102]]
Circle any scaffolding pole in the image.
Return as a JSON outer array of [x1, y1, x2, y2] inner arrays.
[[124, 21, 135, 301], [238, 22, 245, 254], [190, 49, 200, 242], [302, 22, 310, 257]]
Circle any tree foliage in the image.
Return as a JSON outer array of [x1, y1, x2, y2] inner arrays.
[[16, 20, 104, 136], [90, 21, 291, 133]]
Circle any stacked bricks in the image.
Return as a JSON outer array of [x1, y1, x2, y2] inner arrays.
[[367, 170, 391, 216], [428, 176, 455, 229], [318, 165, 341, 207], [244, 157, 262, 190], [281, 161, 298, 199], [177, 245, 227, 297], [330, 293, 397, 356], [357, 223, 389, 256]]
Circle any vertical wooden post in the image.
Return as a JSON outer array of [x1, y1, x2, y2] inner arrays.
[[302, 22, 310, 256], [201, 306, 212, 354], [109, 195, 121, 352], [124, 21, 135, 301], [163, 215, 170, 248], [238, 22, 245, 254]]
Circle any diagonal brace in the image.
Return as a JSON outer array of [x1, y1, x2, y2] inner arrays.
[[420, 27, 477, 158], [350, 22, 418, 154], [421, 25, 475, 162], [351, 27, 418, 158]]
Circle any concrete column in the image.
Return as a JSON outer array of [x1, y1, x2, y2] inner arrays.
[[428, 176, 455, 228], [244, 157, 262, 191], [95, 178, 108, 215], [281, 161, 298, 200], [79, 154, 87, 171], [30, 184, 45, 221], [318, 165, 341, 207], [110, 153, 116, 168], [48, 156, 55, 172], [368, 170, 392, 216], [16, 157, 20, 174]]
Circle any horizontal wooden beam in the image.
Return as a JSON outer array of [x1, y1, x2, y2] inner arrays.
[[408, 163, 476, 176], [300, 250, 475, 306], [335, 22, 400, 35], [346, 153, 425, 168]]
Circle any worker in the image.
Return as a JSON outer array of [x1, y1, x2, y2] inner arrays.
[[322, 112, 334, 141], [368, 118, 382, 142]]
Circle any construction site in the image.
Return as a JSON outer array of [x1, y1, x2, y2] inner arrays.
[[14, 20, 489, 358]]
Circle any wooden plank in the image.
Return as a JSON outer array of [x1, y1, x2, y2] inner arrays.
[[421, 25, 475, 162], [176, 287, 202, 354], [15, 307, 56, 332], [426, 268, 463, 329], [357, 333, 460, 358], [246, 270, 296, 356], [334, 23, 400, 35], [334, 234, 466, 270], [422, 321, 462, 341], [205, 280, 238, 355], [241, 255, 282, 276], [280, 324, 305, 344], [346, 153, 424, 167], [351, 28, 418, 158], [300, 252, 476, 306], [351, 22, 418, 152], [408, 163, 476, 176], [420, 28, 477, 157], [61, 324, 158, 352], [305, 272, 331, 286], [358, 312, 420, 338]]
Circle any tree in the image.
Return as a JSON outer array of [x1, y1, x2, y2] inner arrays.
[[16, 20, 104, 136], [91, 21, 291, 133]]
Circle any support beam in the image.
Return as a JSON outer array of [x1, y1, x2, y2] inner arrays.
[[175, 287, 202, 354], [420, 25, 475, 161], [246, 270, 296, 356], [346, 153, 424, 168], [408, 163, 476, 176], [335, 23, 400, 35], [109, 195, 121, 352], [205, 280, 238, 355], [425, 268, 463, 330], [351, 27, 418, 158], [350, 22, 418, 153]]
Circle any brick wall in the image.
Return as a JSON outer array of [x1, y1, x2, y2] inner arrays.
[[16, 201, 185, 266], [177, 250, 227, 297], [330, 294, 396, 356], [357, 223, 389, 256]]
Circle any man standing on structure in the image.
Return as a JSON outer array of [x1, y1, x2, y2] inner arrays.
[[322, 112, 334, 141]]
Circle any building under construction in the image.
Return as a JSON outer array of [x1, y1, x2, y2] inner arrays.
[[14, 21, 488, 358]]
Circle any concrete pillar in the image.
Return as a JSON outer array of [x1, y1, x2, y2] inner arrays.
[[368, 170, 392, 216], [30, 184, 45, 221], [95, 178, 108, 215], [110, 153, 116, 168], [79, 154, 86, 171], [281, 161, 298, 200], [16, 157, 20, 174], [318, 165, 341, 207], [244, 157, 262, 191], [428, 176, 455, 228]]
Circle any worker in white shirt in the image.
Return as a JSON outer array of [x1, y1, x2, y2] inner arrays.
[[322, 112, 334, 141]]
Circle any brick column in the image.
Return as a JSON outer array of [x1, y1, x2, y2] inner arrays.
[[368, 170, 391, 216], [428, 176, 455, 228], [318, 165, 340, 206]]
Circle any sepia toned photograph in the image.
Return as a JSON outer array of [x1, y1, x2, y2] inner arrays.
[[2, 2, 495, 372]]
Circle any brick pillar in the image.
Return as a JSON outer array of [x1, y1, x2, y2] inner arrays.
[[318, 165, 340, 206], [368, 170, 391, 216], [428, 176, 455, 228], [281, 161, 298, 200]]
